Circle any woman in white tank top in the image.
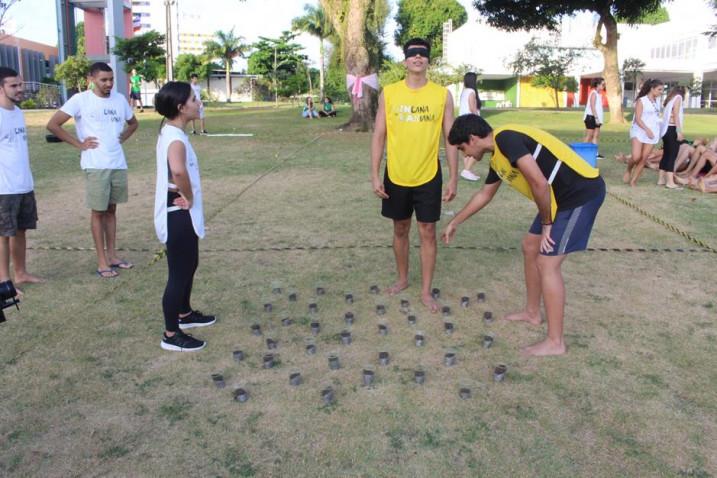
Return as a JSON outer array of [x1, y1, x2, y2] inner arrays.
[[582, 77, 604, 158], [459, 72, 481, 181], [154, 81, 214, 352], [624, 79, 664, 187]]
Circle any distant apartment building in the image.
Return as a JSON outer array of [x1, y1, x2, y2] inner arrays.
[[178, 32, 213, 56], [132, 0, 212, 57], [0, 36, 60, 83]]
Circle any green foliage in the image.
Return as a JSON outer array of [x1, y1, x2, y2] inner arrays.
[[112, 30, 166, 83], [75, 21, 86, 55], [510, 38, 581, 108], [248, 31, 311, 98], [54, 54, 90, 91], [394, 0, 467, 59], [324, 63, 350, 102], [473, 0, 664, 32], [174, 53, 215, 82], [622, 57, 645, 88], [617, 6, 669, 24], [292, 4, 332, 40], [203, 29, 248, 71], [19, 98, 37, 109], [379, 59, 478, 87]]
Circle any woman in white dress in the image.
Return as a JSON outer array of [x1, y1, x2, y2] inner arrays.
[[625, 79, 664, 186], [458, 72, 481, 181], [582, 77, 605, 158], [658, 86, 686, 189]]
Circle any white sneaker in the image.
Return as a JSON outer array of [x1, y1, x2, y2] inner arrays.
[[460, 169, 480, 181]]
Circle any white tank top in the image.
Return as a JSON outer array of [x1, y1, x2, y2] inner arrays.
[[154, 124, 205, 243], [459, 88, 479, 116], [583, 89, 604, 124]]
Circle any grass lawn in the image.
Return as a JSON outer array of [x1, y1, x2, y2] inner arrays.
[[1, 104, 716, 477]]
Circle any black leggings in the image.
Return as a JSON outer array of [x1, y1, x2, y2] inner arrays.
[[660, 126, 679, 172], [162, 209, 199, 332]]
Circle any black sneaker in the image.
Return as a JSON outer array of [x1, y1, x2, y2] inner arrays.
[[161, 330, 205, 352], [178, 310, 216, 330], [597, 153, 605, 159], [191, 130, 197, 135], [201, 129, 208, 134]]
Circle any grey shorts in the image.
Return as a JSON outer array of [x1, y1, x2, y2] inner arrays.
[[0, 192, 38, 236], [84, 168, 128, 211]]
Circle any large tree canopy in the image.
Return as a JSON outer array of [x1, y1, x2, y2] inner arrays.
[[247, 32, 310, 99], [394, 0, 467, 59], [473, 0, 664, 123], [113, 30, 166, 84]]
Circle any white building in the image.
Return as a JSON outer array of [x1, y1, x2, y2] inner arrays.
[[444, 0, 717, 109]]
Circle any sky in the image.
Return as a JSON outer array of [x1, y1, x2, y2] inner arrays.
[[5, 0, 714, 67]]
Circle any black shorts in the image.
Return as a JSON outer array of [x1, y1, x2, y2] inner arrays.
[[584, 115, 601, 130], [130, 91, 141, 100], [0, 192, 38, 236], [382, 167, 442, 223]]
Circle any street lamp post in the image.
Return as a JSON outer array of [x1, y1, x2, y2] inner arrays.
[[164, 0, 175, 81]]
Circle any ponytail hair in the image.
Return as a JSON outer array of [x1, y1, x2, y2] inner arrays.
[[636, 78, 662, 99]]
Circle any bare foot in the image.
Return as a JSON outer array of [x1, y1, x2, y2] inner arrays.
[[674, 175, 690, 185], [14, 273, 45, 285], [420, 293, 439, 313], [503, 310, 541, 326], [622, 170, 631, 183], [629, 179, 638, 187], [520, 338, 567, 357], [385, 281, 408, 296]]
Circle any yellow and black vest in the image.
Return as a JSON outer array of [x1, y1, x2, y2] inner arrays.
[[490, 124, 600, 220]]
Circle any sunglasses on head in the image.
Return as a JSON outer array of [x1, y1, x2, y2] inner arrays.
[[405, 47, 429, 59]]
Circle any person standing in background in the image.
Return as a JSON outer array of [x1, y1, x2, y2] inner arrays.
[[190, 74, 208, 135], [582, 78, 605, 159], [0, 67, 44, 295], [624, 79, 664, 187], [129, 68, 144, 113], [658, 86, 686, 189], [458, 72, 481, 182]]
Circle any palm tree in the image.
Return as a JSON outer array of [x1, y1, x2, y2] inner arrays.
[[292, 4, 332, 99], [204, 29, 248, 102]]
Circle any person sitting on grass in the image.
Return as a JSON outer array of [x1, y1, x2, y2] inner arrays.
[[318, 96, 337, 117], [154, 81, 216, 352], [675, 138, 717, 186], [442, 114, 605, 357], [302, 96, 318, 119]]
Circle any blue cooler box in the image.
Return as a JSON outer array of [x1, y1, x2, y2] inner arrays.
[[568, 142, 598, 168]]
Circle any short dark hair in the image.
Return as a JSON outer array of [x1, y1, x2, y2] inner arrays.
[[155, 81, 192, 120], [591, 77, 604, 88], [190, 73, 198, 79], [448, 114, 493, 146], [0, 67, 19, 86], [403, 37, 431, 57], [89, 62, 113, 76]]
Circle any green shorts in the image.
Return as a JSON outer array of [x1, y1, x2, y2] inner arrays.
[[84, 168, 128, 211]]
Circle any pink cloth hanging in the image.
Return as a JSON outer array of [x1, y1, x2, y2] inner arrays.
[[346, 73, 379, 99]]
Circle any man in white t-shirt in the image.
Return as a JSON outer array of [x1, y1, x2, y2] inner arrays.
[[0, 67, 44, 294], [190, 74, 207, 135], [46, 62, 139, 278]]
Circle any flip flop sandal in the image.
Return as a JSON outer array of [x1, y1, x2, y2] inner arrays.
[[96, 269, 119, 278], [110, 260, 134, 270]]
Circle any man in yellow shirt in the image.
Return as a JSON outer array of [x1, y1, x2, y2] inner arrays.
[[371, 38, 458, 313]]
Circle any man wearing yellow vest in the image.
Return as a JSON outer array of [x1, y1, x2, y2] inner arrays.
[[371, 38, 458, 313], [442, 115, 605, 357]]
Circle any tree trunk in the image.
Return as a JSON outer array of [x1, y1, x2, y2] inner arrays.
[[319, 38, 325, 100], [321, 0, 377, 132], [225, 63, 232, 103], [594, 13, 625, 124]]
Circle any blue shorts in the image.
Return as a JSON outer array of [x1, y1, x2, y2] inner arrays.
[[528, 185, 606, 256]]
